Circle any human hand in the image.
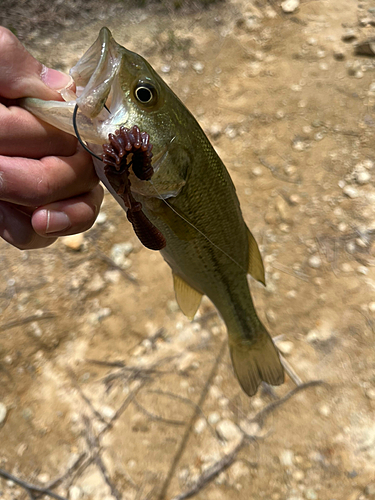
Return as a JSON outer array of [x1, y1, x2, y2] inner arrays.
[[0, 27, 104, 249]]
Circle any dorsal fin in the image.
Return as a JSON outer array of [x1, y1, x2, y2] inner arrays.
[[247, 228, 266, 286], [173, 273, 203, 320]]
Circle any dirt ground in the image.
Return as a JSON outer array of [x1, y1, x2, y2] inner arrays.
[[1, 0, 375, 499]]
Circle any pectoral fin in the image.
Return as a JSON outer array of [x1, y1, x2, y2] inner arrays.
[[247, 228, 266, 286], [173, 273, 203, 320]]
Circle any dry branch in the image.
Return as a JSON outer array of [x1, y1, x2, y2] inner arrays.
[[158, 339, 228, 500], [0, 468, 67, 500]]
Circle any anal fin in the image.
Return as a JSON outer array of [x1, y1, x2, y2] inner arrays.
[[247, 228, 266, 286], [173, 273, 203, 320]]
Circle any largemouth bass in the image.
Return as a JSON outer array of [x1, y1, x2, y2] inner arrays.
[[23, 28, 284, 396]]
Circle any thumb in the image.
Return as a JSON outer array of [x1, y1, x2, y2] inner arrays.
[[0, 27, 74, 101]]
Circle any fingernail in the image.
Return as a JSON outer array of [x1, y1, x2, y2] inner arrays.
[[42, 210, 71, 234], [41, 66, 73, 91]]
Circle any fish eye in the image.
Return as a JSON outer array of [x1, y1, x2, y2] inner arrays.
[[135, 83, 156, 105]]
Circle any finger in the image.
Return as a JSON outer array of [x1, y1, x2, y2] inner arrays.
[[0, 148, 99, 207], [32, 184, 104, 236], [0, 104, 77, 158], [0, 27, 74, 100], [0, 201, 56, 249]]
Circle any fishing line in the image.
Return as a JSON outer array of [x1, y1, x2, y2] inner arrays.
[[149, 179, 248, 274]]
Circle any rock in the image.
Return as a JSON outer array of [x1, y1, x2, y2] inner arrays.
[[86, 273, 106, 293], [229, 461, 249, 480], [96, 211, 108, 225], [61, 233, 84, 251], [37, 473, 50, 483], [318, 404, 331, 416], [216, 419, 243, 446], [342, 30, 357, 43], [343, 185, 359, 198], [308, 255, 322, 269], [279, 449, 294, 466], [208, 412, 220, 425], [365, 388, 375, 400], [0, 403, 7, 425], [110, 242, 134, 267], [306, 325, 332, 343], [192, 61, 204, 74], [357, 265, 368, 275], [281, 0, 299, 13], [194, 418, 207, 434], [239, 420, 261, 436], [278, 340, 294, 355], [69, 486, 83, 500], [354, 170, 371, 185]]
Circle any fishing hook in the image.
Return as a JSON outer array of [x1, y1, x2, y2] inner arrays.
[[73, 103, 111, 161]]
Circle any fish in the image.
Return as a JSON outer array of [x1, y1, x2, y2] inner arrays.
[[22, 27, 284, 396]]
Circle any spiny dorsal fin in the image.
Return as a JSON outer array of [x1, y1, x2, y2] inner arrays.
[[173, 273, 203, 320], [247, 228, 266, 286]]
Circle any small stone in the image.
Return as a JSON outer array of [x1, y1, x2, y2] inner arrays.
[[96, 212, 107, 225], [279, 449, 294, 466], [289, 194, 301, 205], [86, 273, 106, 293], [37, 473, 50, 483], [252, 167, 263, 176], [278, 340, 294, 355], [342, 30, 357, 42], [0, 403, 7, 425], [209, 124, 222, 139], [101, 405, 116, 419], [161, 64, 171, 73], [365, 388, 375, 400], [216, 420, 243, 445], [281, 0, 300, 13], [229, 461, 249, 480], [369, 302, 375, 312], [306, 326, 332, 343], [343, 185, 359, 198], [308, 255, 322, 269], [194, 418, 207, 434], [192, 61, 204, 74], [61, 233, 84, 251], [355, 170, 371, 185], [111, 242, 134, 262], [104, 270, 121, 284], [357, 265, 369, 275], [318, 404, 331, 416], [69, 486, 83, 500], [293, 469, 304, 481], [239, 420, 261, 436]]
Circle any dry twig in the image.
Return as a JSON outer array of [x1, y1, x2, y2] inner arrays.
[[158, 339, 227, 500], [0, 468, 67, 500]]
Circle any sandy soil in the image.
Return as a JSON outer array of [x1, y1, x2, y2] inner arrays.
[[0, 1, 375, 499]]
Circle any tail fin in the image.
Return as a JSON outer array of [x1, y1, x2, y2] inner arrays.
[[229, 326, 284, 397]]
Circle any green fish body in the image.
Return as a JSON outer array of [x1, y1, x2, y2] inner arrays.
[[23, 28, 284, 396]]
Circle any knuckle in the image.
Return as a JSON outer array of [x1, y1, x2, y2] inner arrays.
[[0, 27, 17, 50]]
